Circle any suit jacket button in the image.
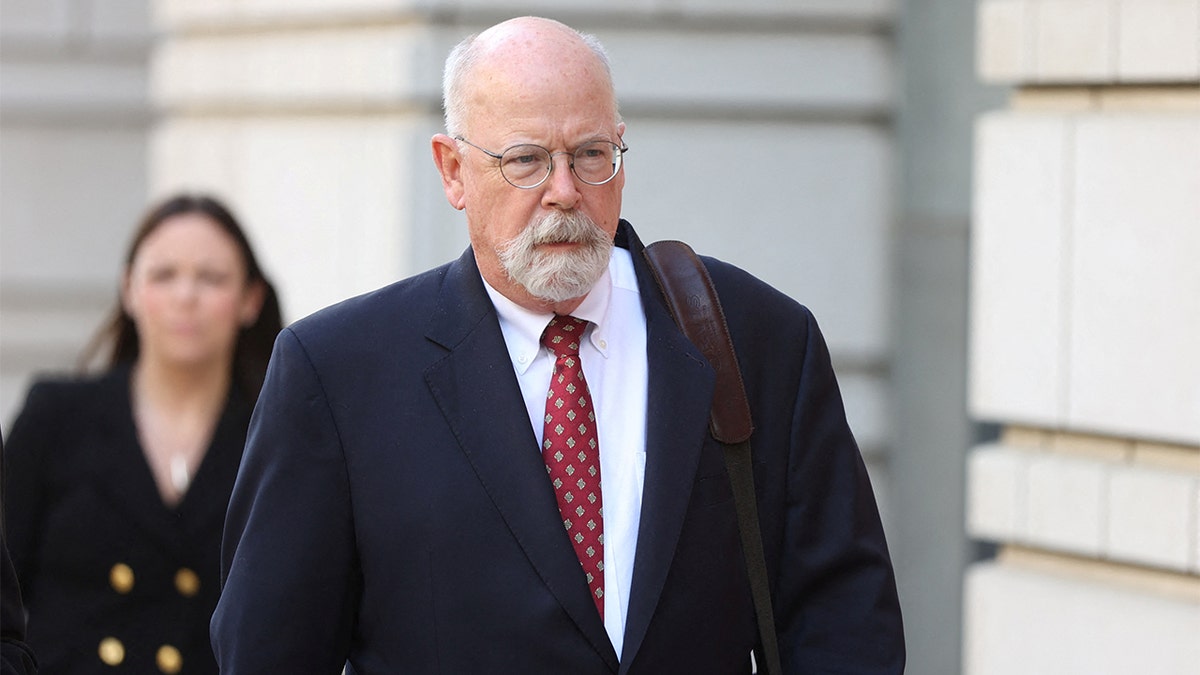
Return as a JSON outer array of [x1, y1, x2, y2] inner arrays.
[[98, 637, 125, 666], [156, 644, 183, 674], [109, 563, 135, 594], [174, 567, 200, 597]]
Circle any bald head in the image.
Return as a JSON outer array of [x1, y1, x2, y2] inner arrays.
[[442, 17, 620, 138]]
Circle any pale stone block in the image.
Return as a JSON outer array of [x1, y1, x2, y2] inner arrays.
[[969, 112, 1070, 427], [1107, 465, 1198, 571], [966, 443, 1030, 542], [622, 119, 891, 363], [148, 119, 240, 202], [964, 560, 1200, 674], [1116, 0, 1200, 81], [602, 29, 890, 114], [1195, 486, 1200, 574], [152, 25, 435, 109], [1025, 452, 1106, 556], [1068, 115, 1200, 445], [1034, 0, 1115, 83], [977, 0, 1030, 82]]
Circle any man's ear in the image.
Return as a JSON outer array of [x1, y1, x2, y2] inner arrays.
[[431, 134, 467, 211]]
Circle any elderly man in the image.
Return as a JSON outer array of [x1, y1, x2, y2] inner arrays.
[[212, 16, 904, 674]]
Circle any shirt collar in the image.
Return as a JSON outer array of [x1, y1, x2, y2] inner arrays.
[[483, 261, 615, 375]]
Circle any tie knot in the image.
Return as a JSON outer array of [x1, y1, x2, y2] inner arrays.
[[541, 315, 588, 357]]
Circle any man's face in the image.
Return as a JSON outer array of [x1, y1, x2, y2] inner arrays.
[[434, 36, 626, 313]]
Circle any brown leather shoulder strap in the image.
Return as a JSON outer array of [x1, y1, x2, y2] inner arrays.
[[643, 239, 782, 675], [643, 240, 753, 444]]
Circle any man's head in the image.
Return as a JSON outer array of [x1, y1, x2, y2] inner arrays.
[[431, 17, 627, 314]]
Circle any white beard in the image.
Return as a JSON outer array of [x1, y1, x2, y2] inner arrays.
[[497, 210, 613, 303]]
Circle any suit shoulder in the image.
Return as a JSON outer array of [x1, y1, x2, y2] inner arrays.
[[15, 369, 123, 420], [698, 255, 815, 324]]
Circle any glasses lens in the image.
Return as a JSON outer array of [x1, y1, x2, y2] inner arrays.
[[500, 145, 552, 188], [573, 142, 622, 185]]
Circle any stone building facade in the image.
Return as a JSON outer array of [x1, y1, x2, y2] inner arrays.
[[966, 0, 1200, 672], [13, 0, 1192, 673]]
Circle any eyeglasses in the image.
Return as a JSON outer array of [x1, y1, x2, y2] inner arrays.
[[454, 136, 628, 189]]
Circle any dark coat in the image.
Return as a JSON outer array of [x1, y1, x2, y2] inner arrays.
[[212, 221, 904, 674], [3, 366, 250, 675]]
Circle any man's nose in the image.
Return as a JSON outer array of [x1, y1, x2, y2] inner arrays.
[[541, 153, 581, 210]]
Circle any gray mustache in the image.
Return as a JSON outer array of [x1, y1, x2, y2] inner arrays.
[[530, 211, 601, 245]]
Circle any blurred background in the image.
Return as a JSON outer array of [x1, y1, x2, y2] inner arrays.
[[1, 1, 1196, 673]]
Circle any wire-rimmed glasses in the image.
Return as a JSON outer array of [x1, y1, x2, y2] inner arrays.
[[454, 136, 628, 189]]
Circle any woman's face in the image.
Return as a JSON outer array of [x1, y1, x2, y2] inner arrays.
[[122, 212, 263, 373]]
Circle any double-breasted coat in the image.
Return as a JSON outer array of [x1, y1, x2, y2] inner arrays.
[[4, 366, 249, 674]]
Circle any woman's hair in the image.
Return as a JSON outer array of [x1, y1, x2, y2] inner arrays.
[[80, 194, 284, 404]]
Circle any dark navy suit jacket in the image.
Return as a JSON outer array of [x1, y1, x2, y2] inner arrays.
[[211, 221, 904, 674]]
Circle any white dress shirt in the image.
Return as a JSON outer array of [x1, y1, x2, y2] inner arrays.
[[482, 247, 648, 659]]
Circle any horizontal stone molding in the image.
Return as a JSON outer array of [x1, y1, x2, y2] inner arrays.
[[0, 59, 149, 121], [152, 0, 894, 32], [151, 23, 892, 118], [967, 440, 1200, 573], [978, 0, 1200, 85]]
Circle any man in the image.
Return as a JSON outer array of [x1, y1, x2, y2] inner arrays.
[[212, 16, 904, 674]]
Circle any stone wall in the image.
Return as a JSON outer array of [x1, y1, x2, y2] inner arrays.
[[966, 1, 1200, 672]]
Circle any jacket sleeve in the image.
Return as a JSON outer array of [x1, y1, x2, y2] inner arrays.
[[2, 528, 38, 675], [211, 328, 359, 674], [2, 382, 58, 608], [775, 308, 905, 673]]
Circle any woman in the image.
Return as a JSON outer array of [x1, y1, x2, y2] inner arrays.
[[3, 194, 282, 674]]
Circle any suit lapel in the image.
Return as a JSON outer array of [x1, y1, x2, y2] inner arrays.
[[86, 368, 186, 554], [423, 248, 620, 670], [617, 224, 717, 672]]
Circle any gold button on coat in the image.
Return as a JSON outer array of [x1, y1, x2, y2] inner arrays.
[[156, 644, 183, 674], [109, 563, 135, 594], [98, 637, 125, 666], [174, 567, 200, 597]]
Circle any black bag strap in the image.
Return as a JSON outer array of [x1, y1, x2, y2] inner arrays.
[[643, 240, 783, 675]]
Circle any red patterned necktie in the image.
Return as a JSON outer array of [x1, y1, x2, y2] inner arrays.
[[541, 315, 604, 618]]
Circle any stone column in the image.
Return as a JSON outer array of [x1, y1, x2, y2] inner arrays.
[[966, 1, 1200, 672]]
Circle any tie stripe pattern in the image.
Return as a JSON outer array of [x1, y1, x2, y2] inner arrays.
[[540, 315, 604, 618]]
